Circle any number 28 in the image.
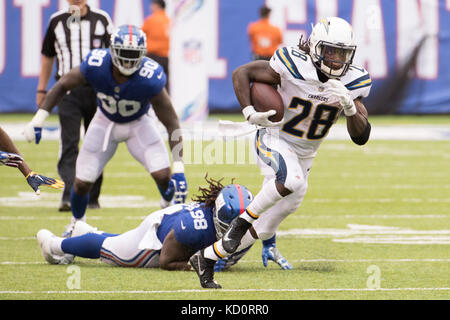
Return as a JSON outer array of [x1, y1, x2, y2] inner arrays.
[[282, 97, 340, 140]]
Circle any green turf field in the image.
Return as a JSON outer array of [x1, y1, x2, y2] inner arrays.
[[0, 114, 449, 300]]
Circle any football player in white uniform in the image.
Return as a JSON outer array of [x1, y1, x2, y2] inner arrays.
[[191, 17, 372, 288]]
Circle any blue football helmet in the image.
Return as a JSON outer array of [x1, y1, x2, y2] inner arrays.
[[110, 25, 147, 76], [213, 184, 254, 239]]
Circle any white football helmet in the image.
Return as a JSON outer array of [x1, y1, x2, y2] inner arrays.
[[308, 17, 356, 79]]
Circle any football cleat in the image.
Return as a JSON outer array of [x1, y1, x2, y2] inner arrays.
[[62, 217, 85, 238], [189, 250, 222, 289], [36, 229, 73, 265], [222, 217, 252, 254], [71, 220, 99, 238], [262, 245, 293, 270]]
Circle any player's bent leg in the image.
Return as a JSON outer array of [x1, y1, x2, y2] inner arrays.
[[98, 214, 162, 268], [61, 233, 107, 259], [214, 228, 258, 272], [151, 167, 175, 208]]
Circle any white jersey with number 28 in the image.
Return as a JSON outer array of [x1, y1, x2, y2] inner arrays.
[[268, 46, 372, 158]]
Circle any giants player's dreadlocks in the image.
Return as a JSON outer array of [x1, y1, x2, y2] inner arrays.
[[191, 174, 235, 208]]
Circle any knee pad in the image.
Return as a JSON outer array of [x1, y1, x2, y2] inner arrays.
[[282, 172, 308, 196]]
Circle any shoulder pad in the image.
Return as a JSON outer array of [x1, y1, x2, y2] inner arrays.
[[270, 46, 316, 81], [344, 65, 371, 89]]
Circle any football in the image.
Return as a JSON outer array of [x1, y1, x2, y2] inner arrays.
[[250, 82, 284, 122]]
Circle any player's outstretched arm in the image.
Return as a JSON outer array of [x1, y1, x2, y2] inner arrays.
[[0, 127, 64, 194], [151, 88, 183, 163], [151, 89, 188, 203], [159, 230, 192, 271], [0, 126, 31, 176], [24, 67, 87, 144]]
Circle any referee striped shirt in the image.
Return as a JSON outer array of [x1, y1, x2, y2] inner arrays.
[[41, 5, 114, 79]]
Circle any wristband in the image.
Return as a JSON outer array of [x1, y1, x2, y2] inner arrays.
[[37, 90, 47, 94], [172, 161, 185, 173], [344, 104, 357, 117], [242, 105, 256, 120]]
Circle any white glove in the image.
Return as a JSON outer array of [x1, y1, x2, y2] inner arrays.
[[242, 105, 283, 127], [23, 109, 49, 144], [327, 79, 357, 116]]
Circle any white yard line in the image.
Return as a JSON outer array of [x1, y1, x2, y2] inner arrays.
[[0, 288, 449, 295], [2, 259, 449, 265], [0, 214, 447, 221]]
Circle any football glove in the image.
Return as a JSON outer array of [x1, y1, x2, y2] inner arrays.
[[326, 79, 357, 116], [23, 109, 49, 144], [26, 171, 64, 195], [262, 245, 293, 270], [242, 105, 283, 127], [171, 173, 188, 204], [214, 245, 253, 272], [0, 151, 24, 168]]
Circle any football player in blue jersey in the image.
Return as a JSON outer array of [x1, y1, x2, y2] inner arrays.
[[36, 177, 253, 276], [24, 25, 187, 236], [191, 17, 372, 288]]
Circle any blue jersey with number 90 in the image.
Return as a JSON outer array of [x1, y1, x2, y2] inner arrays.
[[80, 48, 166, 123]]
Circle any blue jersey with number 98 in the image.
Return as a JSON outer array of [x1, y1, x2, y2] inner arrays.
[[156, 203, 217, 252], [80, 48, 166, 123]]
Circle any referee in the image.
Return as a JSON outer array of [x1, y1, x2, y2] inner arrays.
[[36, 0, 113, 212]]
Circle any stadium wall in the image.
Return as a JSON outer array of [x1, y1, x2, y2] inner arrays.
[[0, 0, 449, 115]]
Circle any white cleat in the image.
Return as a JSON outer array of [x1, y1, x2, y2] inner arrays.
[[72, 220, 99, 237], [62, 216, 86, 238], [36, 229, 73, 265]]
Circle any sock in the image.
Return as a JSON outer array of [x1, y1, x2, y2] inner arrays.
[[70, 188, 89, 220], [100, 233, 119, 237], [61, 233, 107, 259], [204, 230, 257, 261], [241, 179, 283, 223], [262, 234, 276, 247]]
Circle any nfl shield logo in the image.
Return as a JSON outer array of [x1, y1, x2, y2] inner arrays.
[[183, 40, 202, 63]]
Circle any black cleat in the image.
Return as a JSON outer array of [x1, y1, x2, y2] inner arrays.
[[222, 217, 252, 254], [190, 250, 222, 289]]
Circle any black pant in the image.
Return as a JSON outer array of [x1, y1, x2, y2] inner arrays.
[[57, 84, 102, 204], [146, 53, 169, 92]]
